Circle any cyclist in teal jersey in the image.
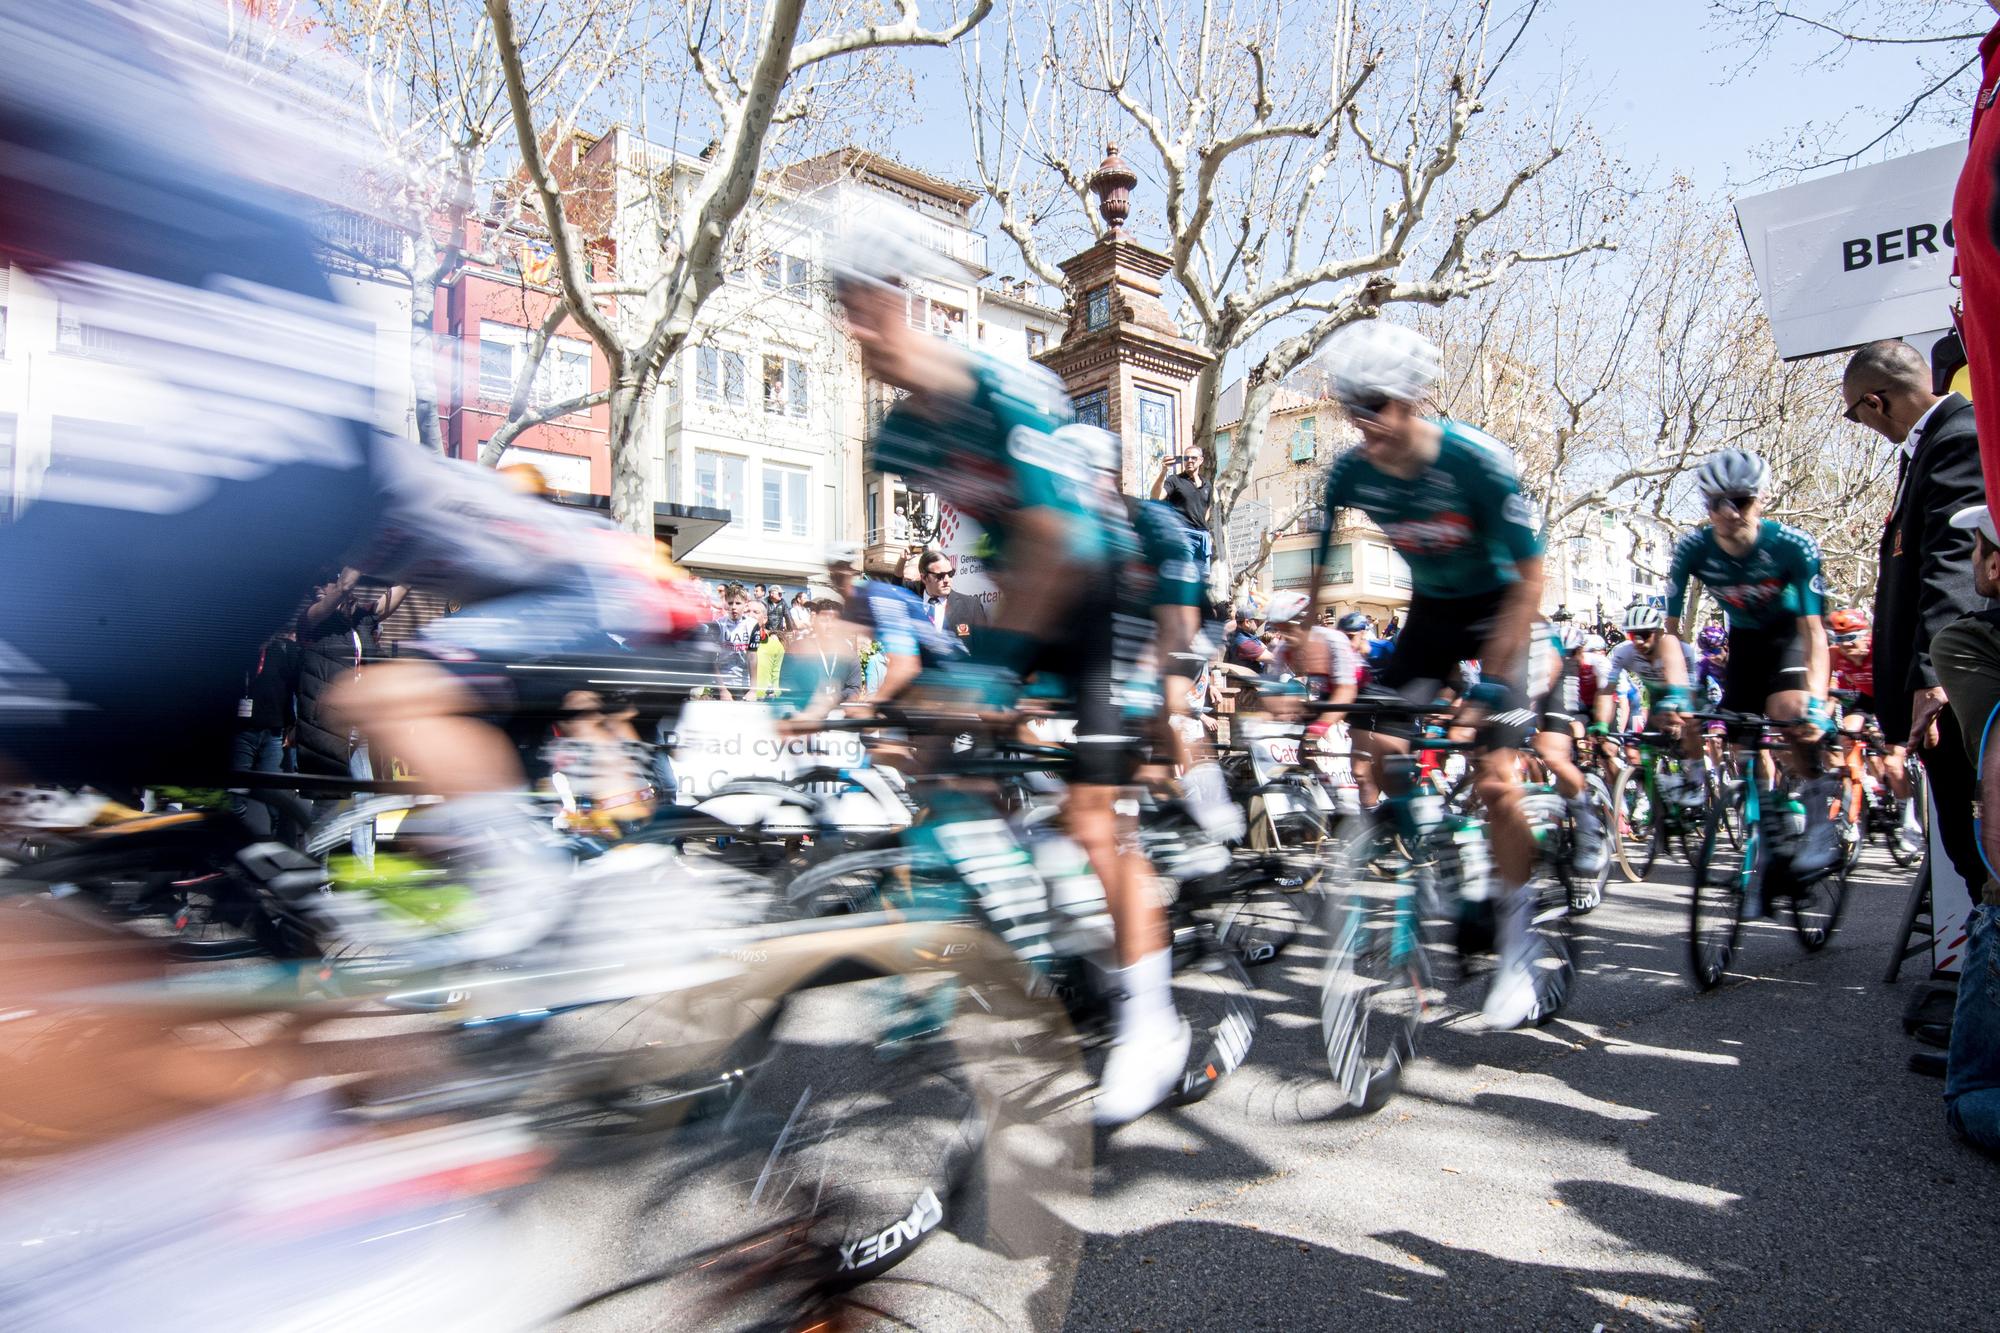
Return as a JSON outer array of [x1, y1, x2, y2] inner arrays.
[[1664, 448, 1839, 873], [1305, 322, 1556, 1029], [834, 230, 1186, 1124]]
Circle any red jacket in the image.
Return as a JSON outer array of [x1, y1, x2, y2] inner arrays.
[[1953, 22, 2000, 516]]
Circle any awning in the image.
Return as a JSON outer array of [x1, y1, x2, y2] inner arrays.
[[551, 492, 732, 561]]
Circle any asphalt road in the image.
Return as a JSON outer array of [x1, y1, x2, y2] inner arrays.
[[516, 840, 1997, 1331], [1062, 846, 1998, 1332]]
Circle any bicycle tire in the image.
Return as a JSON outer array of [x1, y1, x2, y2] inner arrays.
[[1611, 765, 1657, 883], [1566, 776, 1615, 914], [1318, 870, 1429, 1115], [1688, 788, 1750, 991], [1792, 820, 1854, 954], [1167, 929, 1260, 1106]]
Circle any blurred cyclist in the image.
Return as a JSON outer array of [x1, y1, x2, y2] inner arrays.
[[1591, 603, 1699, 804], [1306, 322, 1554, 1029], [833, 224, 1187, 1124], [1532, 620, 1606, 876]]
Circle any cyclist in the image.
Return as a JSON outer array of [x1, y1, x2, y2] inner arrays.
[[1266, 592, 1360, 703], [834, 226, 1187, 1124], [1591, 603, 1699, 803], [1695, 624, 1729, 708], [1664, 449, 1839, 874], [1306, 322, 1554, 1029], [1530, 620, 1607, 876], [1827, 607, 1923, 851], [821, 542, 959, 708]]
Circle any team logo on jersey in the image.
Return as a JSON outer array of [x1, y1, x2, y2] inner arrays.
[[1380, 513, 1474, 553]]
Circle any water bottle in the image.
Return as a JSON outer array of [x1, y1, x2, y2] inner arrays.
[[1409, 791, 1445, 837], [1783, 795, 1807, 848], [1452, 821, 1492, 904]]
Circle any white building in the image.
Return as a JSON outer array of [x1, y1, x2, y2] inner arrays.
[[1544, 507, 1677, 627], [570, 133, 1061, 589]]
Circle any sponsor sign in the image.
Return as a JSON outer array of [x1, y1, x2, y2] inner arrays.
[[669, 700, 865, 800], [1735, 142, 1964, 360]]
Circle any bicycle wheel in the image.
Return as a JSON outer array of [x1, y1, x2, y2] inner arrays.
[[1566, 776, 1615, 914], [1688, 789, 1751, 991], [1319, 874, 1429, 1114], [1167, 929, 1261, 1105], [1611, 765, 1658, 883], [549, 923, 1091, 1330], [1524, 871, 1578, 1024]]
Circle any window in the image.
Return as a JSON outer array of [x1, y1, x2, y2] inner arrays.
[[1074, 389, 1109, 430], [906, 294, 966, 340], [696, 345, 746, 405], [1367, 543, 1393, 589], [476, 322, 590, 410], [1390, 552, 1412, 590], [760, 253, 782, 290], [1290, 415, 1318, 463], [763, 354, 809, 418], [1085, 284, 1112, 331], [1322, 542, 1354, 586], [1216, 430, 1233, 472], [1026, 328, 1047, 356], [55, 301, 121, 359], [1272, 548, 1314, 590], [762, 464, 810, 538], [786, 255, 810, 298], [1137, 390, 1175, 481], [695, 451, 747, 528]]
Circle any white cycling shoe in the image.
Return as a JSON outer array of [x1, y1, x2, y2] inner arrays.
[[1568, 798, 1607, 877], [1093, 1014, 1191, 1126]]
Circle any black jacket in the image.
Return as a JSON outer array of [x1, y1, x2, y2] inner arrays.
[[1873, 393, 1993, 738], [919, 590, 988, 647]]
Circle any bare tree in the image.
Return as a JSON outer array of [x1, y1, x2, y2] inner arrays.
[[1709, 0, 1991, 174], [965, 0, 1611, 589], [485, 0, 992, 532]]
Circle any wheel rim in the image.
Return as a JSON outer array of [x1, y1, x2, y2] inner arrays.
[[1689, 799, 1747, 989]]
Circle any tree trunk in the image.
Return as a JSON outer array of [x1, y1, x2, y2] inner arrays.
[[408, 274, 447, 455], [607, 379, 652, 534]]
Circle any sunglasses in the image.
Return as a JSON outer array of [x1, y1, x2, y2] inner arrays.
[[1707, 493, 1759, 515], [1340, 392, 1392, 421], [925, 567, 953, 579], [1842, 391, 1883, 424], [1831, 631, 1865, 646], [1628, 628, 1658, 641]]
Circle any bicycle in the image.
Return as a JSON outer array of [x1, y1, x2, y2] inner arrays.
[[1601, 729, 1704, 883], [1313, 701, 1578, 1113], [1686, 710, 1855, 991]]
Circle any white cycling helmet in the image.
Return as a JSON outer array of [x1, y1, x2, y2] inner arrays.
[[827, 213, 960, 297], [1055, 423, 1122, 475], [824, 541, 864, 570], [1264, 591, 1312, 625], [1622, 603, 1665, 633], [1694, 448, 1770, 498], [1314, 321, 1443, 409], [1582, 633, 1607, 652], [1554, 622, 1584, 652]]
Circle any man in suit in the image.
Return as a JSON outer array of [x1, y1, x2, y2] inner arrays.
[[1844, 338, 1992, 903], [915, 550, 987, 649]]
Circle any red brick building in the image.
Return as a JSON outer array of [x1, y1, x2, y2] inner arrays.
[[432, 213, 614, 493]]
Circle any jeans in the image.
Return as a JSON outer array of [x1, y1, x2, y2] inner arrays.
[[229, 727, 285, 836], [1945, 903, 2000, 1157]]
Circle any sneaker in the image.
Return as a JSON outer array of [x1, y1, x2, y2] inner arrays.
[[1791, 782, 1842, 876], [1093, 1016, 1192, 1125], [1569, 798, 1606, 878], [1480, 943, 1546, 1030]]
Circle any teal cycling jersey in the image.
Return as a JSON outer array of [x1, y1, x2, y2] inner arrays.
[[1315, 419, 1543, 598], [1665, 520, 1824, 631], [869, 351, 1122, 567], [1124, 499, 1203, 612]]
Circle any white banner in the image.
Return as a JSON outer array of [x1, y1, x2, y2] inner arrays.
[[1734, 142, 1964, 360], [669, 700, 866, 801]]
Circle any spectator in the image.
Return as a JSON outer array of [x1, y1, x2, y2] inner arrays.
[[713, 581, 758, 697], [915, 550, 986, 646], [752, 611, 786, 700], [774, 585, 863, 715], [1843, 339, 1990, 907], [764, 584, 791, 632], [1924, 504, 2000, 1158], [790, 589, 811, 629], [229, 629, 301, 835], [1151, 447, 1212, 582], [294, 567, 405, 778]]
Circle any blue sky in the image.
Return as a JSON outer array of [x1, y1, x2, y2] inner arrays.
[[884, 0, 1974, 242]]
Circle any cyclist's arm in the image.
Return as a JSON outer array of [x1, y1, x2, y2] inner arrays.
[[993, 506, 1085, 641], [1798, 612, 1830, 697], [1307, 460, 1347, 615], [1658, 640, 1690, 689], [1663, 533, 1696, 642]]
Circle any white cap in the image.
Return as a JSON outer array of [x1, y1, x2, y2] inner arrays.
[[1951, 504, 1998, 546], [824, 541, 864, 570], [1264, 591, 1312, 624]]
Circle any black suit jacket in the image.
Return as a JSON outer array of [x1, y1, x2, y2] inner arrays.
[[924, 590, 989, 645], [1873, 393, 1993, 738]]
